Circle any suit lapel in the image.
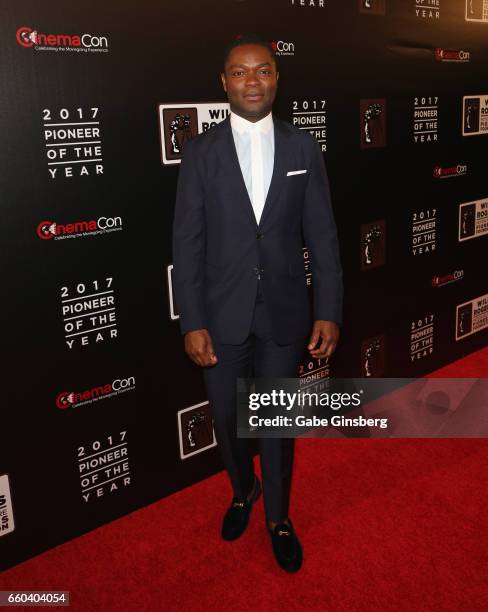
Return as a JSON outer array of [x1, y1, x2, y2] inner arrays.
[[259, 118, 291, 229], [221, 117, 258, 230]]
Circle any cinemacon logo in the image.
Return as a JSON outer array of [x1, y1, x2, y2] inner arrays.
[[432, 270, 464, 287], [270, 40, 295, 55], [16, 26, 108, 49], [37, 217, 122, 240], [435, 48, 470, 62], [56, 377, 135, 409], [433, 164, 467, 179]]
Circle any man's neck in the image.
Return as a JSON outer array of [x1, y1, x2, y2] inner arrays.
[[230, 107, 272, 124]]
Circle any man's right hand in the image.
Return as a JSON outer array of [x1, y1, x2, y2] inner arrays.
[[184, 329, 218, 367]]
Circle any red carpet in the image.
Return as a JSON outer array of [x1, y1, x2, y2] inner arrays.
[[1, 347, 487, 610]]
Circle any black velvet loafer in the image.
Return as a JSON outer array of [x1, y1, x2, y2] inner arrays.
[[268, 518, 303, 572], [221, 476, 262, 541]]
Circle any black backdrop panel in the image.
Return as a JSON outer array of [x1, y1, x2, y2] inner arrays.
[[1, 0, 487, 570]]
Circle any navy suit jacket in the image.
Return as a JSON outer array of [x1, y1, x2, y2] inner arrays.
[[172, 115, 343, 345]]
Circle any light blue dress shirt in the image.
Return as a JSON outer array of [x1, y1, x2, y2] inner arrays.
[[230, 111, 275, 223]]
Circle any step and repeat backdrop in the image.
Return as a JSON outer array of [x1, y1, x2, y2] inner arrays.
[[1, 0, 487, 570]]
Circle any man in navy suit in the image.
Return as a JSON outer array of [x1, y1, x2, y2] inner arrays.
[[172, 34, 343, 572]]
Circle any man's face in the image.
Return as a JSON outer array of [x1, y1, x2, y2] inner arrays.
[[221, 44, 279, 121]]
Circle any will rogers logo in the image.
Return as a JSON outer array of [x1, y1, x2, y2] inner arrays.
[[16, 26, 108, 52], [56, 377, 136, 409], [435, 48, 470, 62], [432, 270, 464, 287], [433, 164, 467, 179], [37, 216, 122, 240]]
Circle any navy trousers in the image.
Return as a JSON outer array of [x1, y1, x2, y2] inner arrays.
[[203, 280, 308, 522]]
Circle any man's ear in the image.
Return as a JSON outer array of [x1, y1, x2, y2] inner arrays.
[[220, 72, 227, 92]]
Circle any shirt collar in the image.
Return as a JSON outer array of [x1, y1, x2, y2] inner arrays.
[[230, 110, 273, 135]]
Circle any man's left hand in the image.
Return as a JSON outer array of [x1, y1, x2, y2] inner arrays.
[[307, 320, 340, 359]]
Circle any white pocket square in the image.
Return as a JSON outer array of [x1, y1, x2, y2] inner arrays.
[[287, 169, 307, 176]]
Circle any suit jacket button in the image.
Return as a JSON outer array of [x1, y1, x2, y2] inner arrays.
[[256, 232, 264, 239]]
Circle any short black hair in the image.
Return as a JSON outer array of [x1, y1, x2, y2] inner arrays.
[[223, 34, 278, 71]]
